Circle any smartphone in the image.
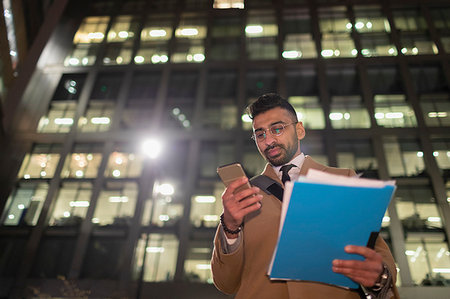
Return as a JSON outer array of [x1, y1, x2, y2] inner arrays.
[[217, 162, 252, 194]]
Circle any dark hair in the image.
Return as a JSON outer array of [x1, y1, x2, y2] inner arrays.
[[246, 93, 298, 121]]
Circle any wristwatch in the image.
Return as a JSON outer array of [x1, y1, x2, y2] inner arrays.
[[371, 263, 389, 292]]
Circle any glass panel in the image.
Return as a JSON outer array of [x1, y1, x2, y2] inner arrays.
[[49, 182, 93, 226], [106, 15, 139, 43], [410, 65, 448, 94], [64, 44, 99, 66], [134, 234, 179, 282], [327, 67, 360, 95], [90, 73, 124, 100], [105, 149, 144, 178], [431, 139, 450, 172], [282, 10, 316, 59], [61, 144, 103, 179], [81, 237, 127, 279], [359, 33, 397, 57], [392, 8, 427, 31], [142, 185, 184, 227], [299, 136, 328, 166], [246, 69, 277, 99], [374, 95, 417, 128], [246, 10, 278, 60], [73, 16, 110, 44], [184, 240, 214, 283], [398, 32, 438, 55], [405, 235, 450, 286], [92, 182, 138, 226], [430, 7, 450, 30], [199, 141, 234, 178], [203, 71, 238, 129], [330, 96, 371, 129], [213, 0, 244, 9], [383, 137, 425, 178], [78, 101, 115, 132], [190, 190, 222, 228], [137, 14, 173, 64], [286, 69, 318, 96], [288, 96, 325, 129], [102, 44, 133, 65], [211, 16, 241, 37], [354, 5, 391, 33], [17, 144, 61, 179], [1, 182, 48, 226], [210, 38, 240, 60], [420, 94, 450, 127], [396, 185, 443, 231], [0, 238, 27, 277], [122, 71, 160, 128], [173, 13, 207, 63], [336, 139, 378, 178], [38, 73, 87, 132], [31, 237, 76, 278], [368, 65, 404, 95], [319, 6, 355, 58], [243, 139, 267, 178]]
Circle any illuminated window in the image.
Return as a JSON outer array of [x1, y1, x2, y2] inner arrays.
[[420, 94, 449, 127], [383, 137, 425, 177], [431, 139, 450, 171], [60, 144, 103, 179], [103, 44, 133, 65], [330, 96, 371, 129], [17, 144, 61, 179], [190, 192, 221, 228], [405, 236, 450, 285], [73, 16, 110, 44], [92, 182, 137, 226], [49, 182, 93, 226], [173, 13, 207, 63], [134, 234, 179, 282], [78, 102, 114, 132], [337, 140, 378, 178], [65, 16, 109, 66], [142, 187, 184, 227], [282, 10, 316, 59], [289, 96, 325, 130], [359, 34, 397, 57], [1, 182, 48, 226], [184, 241, 214, 284], [374, 95, 417, 128], [105, 150, 144, 178], [137, 15, 173, 64], [213, 0, 244, 9], [106, 16, 138, 43], [246, 10, 278, 60], [354, 5, 391, 33], [398, 33, 438, 55], [319, 7, 355, 58]]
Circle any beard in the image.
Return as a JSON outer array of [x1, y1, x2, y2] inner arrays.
[[263, 142, 298, 166]]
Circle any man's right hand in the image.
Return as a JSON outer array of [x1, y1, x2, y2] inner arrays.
[[221, 177, 263, 238]]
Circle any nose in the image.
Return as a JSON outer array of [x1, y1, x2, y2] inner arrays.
[[264, 132, 276, 145]]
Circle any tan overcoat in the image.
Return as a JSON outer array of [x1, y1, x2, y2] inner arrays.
[[211, 156, 400, 299]]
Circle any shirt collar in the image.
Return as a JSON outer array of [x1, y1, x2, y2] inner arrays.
[[272, 153, 305, 181]]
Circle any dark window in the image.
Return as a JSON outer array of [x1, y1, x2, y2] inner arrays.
[[167, 71, 199, 98], [246, 70, 277, 98], [31, 237, 76, 278], [286, 68, 318, 96], [91, 73, 124, 100], [53, 73, 87, 101], [368, 66, 404, 94], [128, 71, 162, 100]]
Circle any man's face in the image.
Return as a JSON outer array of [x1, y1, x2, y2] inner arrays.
[[252, 107, 305, 166]]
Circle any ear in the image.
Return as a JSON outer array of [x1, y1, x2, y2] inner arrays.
[[295, 122, 305, 140]]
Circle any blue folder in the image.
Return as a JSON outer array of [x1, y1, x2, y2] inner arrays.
[[268, 179, 395, 289]]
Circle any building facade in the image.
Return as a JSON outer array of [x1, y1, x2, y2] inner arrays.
[[0, 0, 449, 298]]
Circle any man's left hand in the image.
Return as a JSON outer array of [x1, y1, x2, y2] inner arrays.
[[332, 245, 383, 287]]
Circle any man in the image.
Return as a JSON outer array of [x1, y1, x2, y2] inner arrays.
[[211, 93, 399, 299]]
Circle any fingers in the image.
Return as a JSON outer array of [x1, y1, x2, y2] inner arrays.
[[332, 246, 384, 287]]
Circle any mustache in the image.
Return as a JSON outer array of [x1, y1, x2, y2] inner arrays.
[[264, 144, 285, 155]]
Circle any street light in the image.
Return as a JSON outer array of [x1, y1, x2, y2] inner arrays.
[[141, 138, 163, 159]]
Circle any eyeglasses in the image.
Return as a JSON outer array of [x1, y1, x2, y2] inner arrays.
[[251, 122, 297, 141]]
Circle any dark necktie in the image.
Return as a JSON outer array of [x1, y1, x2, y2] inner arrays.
[[280, 164, 295, 185]]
